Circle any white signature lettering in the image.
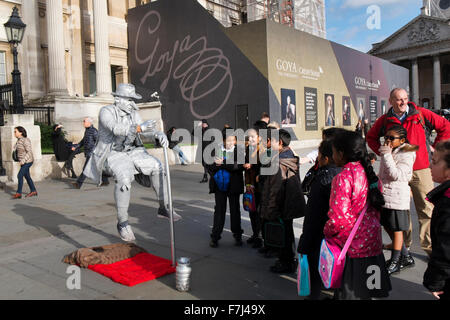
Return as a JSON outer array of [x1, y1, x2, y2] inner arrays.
[[135, 10, 233, 119]]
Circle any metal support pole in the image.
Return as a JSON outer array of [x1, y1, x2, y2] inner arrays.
[[163, 146, 176, 267]]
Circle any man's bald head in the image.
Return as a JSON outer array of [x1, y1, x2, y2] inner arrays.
[[389, 88, 409, 115]]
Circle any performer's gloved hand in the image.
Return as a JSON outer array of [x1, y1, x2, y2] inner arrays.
[[140, 120, 157, 132], [154, 131, 169, 148]]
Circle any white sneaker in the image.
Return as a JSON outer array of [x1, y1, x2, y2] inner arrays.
[[118, 224, 136, 242]]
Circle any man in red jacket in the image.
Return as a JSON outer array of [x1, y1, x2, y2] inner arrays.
[[367, 88, 450, 261]]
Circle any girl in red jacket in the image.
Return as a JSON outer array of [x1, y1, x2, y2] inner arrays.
[[325, 130, 391, 300]]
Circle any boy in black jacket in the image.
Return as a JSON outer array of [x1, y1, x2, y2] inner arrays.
[[207, 128, 245, 248], [297, 140, 341, 299], [423, 140, 450, 300], [260, 129, 306, 273]]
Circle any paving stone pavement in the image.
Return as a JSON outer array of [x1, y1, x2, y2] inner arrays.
[[0, 147, 435, 300]]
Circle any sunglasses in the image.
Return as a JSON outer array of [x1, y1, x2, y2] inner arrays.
[[384, 135, 402, 141]]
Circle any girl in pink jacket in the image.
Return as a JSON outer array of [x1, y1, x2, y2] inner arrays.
[[324, 130, 391, 300]]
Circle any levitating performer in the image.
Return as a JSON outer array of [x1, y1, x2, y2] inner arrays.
[[83, 83, 181, 242]]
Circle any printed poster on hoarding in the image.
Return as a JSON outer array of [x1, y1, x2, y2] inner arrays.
[[342, 96, 351, 126], [304, 87, 318, 131], [325, 94, 335, 126], [281, 88, 297, 127]]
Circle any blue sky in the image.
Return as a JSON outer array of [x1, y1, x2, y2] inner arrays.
[[326, 0, 423, 52]]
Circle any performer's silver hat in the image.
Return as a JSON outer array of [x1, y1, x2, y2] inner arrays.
[[112, 83, 142, 100]]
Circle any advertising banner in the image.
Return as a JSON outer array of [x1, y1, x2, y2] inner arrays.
[[305, 87, 318, 131]]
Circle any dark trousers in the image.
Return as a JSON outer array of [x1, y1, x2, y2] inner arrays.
[[77, 154, 109, 186], [261, 219, 278, 252], [17, 162, 36, 194], [307, 249, 323, 300], [279, 218, 295, 264], [65, 148, 81, 169], [211, 192, 243, 241], [76, 154, 91, 185], [249, 191, 262, 238]]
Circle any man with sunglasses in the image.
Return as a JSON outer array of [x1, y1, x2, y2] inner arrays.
[[367, 88, 450, 261]]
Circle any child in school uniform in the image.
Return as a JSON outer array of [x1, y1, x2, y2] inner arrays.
[[243, 121, 268, 249], [423, 140, 450, 300], [207, 128, 245, 248], [260, 129, 306, 273], [378, 125, 418, 274], [297, 140, 341, 299], [325, 130, 391, 300]]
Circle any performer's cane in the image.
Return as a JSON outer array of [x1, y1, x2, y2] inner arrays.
[[163, 145, 176, 267]]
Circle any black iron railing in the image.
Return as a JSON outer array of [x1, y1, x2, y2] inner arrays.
[[0, 104, 55, 126], [23, 106, 55, 126], [0, 84, 14, 107]]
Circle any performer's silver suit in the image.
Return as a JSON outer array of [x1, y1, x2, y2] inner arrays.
[[83, 84, 177, 240]]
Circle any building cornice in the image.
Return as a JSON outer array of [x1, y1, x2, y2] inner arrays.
[[369, 14, 450, 55]]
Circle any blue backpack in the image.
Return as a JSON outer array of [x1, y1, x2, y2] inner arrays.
[[213, 169, 230, 192]]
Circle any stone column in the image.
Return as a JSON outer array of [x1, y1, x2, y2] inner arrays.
[[21, 1, 45, 100], [433, 55, 442, 110], [411, 58, 419, 104], [46, 0, 68, 96], [93, 0, 112, 97]]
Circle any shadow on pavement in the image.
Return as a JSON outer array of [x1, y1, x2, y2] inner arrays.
[[387, 275, 434, 300], [11, 203, 119, 250]]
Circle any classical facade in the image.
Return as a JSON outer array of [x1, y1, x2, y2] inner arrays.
[[369, 2, 450, 110]]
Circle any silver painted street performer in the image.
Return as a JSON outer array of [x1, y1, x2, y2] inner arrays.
[[84, 83, 181, 242]]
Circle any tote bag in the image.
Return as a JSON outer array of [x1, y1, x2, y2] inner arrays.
[[297, 254, 311, 297], [243, 185, 256, 212], [318, 203, 369, 289]]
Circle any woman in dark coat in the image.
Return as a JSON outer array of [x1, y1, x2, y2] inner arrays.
[[51, 124, 77, 178]]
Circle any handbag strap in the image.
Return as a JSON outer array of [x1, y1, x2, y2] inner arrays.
[[338, 202, 369, 261]]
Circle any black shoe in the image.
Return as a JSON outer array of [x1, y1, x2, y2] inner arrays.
[[247, 236, 256, 244], [71, 173, 78, 179], [386, 259, 401, 275], [258, 246, 269, 255], [264, 249, 278, 259], [72, 182, 81, 189], [400, 253, 415, 270], [234, 237, 243, 247], [200, 174, 208, 183], [270, 260, 296, 274], [100, 181, 110, 187], [252, 238, 263, 249], [210, 240, 218, 248]]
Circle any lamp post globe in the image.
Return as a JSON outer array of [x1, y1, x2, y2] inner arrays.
[[4, 6, 26, 114]]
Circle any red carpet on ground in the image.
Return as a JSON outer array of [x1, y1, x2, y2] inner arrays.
[[88, 252, 176, 287]]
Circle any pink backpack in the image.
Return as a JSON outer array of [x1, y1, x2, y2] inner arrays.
[[318, 203, 369, 289]]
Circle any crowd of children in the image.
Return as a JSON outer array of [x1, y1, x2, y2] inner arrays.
[[202, 116, 450, 300]]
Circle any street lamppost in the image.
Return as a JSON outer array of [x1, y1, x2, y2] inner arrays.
[[4, 6, 26, 114]]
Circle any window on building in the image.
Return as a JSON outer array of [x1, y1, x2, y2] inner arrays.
[[0, 51, 7, 85], [443, 64, 450, 84], [89, 63, 96, 95], [88, 63, 119, 95]]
